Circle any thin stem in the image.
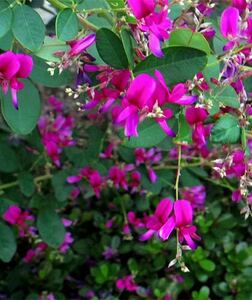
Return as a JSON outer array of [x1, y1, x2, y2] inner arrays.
[[174, 145, 182, 264], [0, 174, 52, 191], [47, 0, 99, 32], [175, 145, 182, 201]]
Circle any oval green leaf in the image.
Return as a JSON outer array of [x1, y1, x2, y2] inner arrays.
[[37, 206, 66, 248], [169, 29, 211, 54], [34, 36, 69, 63], [96, 28, 129, 69], [1, 79, 41, 135], [0, 0, 12, 39], [12, 4, 45, 51], [122, 119, 168, 148], [134, 47, 207, 86], [0, 221, 17, 263], [30, 56, 74, 87], [56, 8, 79, 41], [211, 114, 241, 144]]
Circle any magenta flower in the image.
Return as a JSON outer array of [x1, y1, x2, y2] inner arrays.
[[174, 200, 201, 250], [0, 51, 33, 109], [3, 205, 34, 237], [67, 34, 96, 57], [116, 275, 139, 292], [108, 166, 128, 190], [38, 97, 75, 167], [128, 0, 172, 57], [140, 198, 174, 241], [115, 74, 156, 137], [141, 198, 200, 249], [180, 186, 206, 210], [155, 70, 197, 105], [226, 150, 246, 177], [67, 167, 103, 198], [220, 7, 239, 50], [186, 107, 209, 147], [232, 0, 247, 12], [140, 10, 172, 57], [59, 232, 74, 253], [128, 0, 155, 19]]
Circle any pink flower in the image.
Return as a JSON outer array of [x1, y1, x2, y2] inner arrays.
[[128, 0, 155, 19], [180, 186, 206, 210], [226, 150, 246, 178], [67, 167, 103, 198], [140, 10, 172, 57], [186, 107, 209, 147], [67, 34, 96, 57], [220, 7, 239, 50], [174, 200, 201, 250], [115, 74, 157, 137], [3, 205, 34, 237], [128, 0, 172, 57], [0, 51, 33, 109], [141, 199, 200, 249], [155, 70, 197, 106], [116, 275, 139, 292], [38, 97, 75, 167], [140, 198, 174, 241], [232, 0, 247, 12], [108, 166, 128, 190], [116, 74, 175, 137], [59, 232, 74, 253]]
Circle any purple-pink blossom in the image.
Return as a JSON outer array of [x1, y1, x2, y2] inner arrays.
[[0, 51, 33, 109], [141, 198, 200, 249], [3, 205, 34, 237]]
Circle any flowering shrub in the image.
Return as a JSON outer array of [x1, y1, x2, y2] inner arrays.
[[0, 0, 252, 299]]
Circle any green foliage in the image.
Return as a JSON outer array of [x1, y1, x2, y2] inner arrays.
[[56, 8, 79, 41], [0, 0, 12, 39], [30, 56, 73, 87], [169, 29, 212, 54], [12, 5, 45, 51], [0, 221, 17, 262], [1, 79, 41, 135], [211, 114, 241, 144], [37, 206, 66, 248], [96, 28, 129, 69], [134, 47, 208, 85]]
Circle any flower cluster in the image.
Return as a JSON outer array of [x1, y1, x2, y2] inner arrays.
[[38, 96, 75, 167]]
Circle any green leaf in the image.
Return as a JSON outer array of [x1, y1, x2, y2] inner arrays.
[[211, 114, 241, 144], [96, 28, 128, 69], [169, 29, 211, 54], [52, 170, 73, 202], [0, 221, 17, 262], [122, 119, 167, 148], [56, 8, 79, 41], [37, 206, 65, 248], [34, 36, 69, 63], [18, 172, 35, 197], [0, 30, 14, 51], [0, 143, 19, 173], [12, 5, 45, 51], [210, 86, 240, 115], [121, 28, 135, 68], [202, 55, 220, 84], [78, 0, 109, 9], [199, 259, 216, 272], [30, 56, 73, 87], [1, 79, 41, 135], [134, 47, 207, 86], [0, 0, 12, 39], [106, 0, 125, 9], [174, 114, 192, 145]]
